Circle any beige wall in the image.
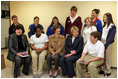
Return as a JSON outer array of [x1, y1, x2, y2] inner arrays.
[[10, 1, 117, 67]]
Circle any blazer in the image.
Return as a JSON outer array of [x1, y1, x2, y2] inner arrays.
[[65, 34, 84, 56], [65, 16, 82, 35], [7, 33, 30, 62], [48, 34, 65, 56]]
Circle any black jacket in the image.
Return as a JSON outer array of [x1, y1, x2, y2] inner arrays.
[[9, 23, 25, 35], [65, 34, 84, 56], [7, 33, 30, 62]]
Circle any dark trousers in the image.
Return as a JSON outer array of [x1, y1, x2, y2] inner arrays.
[[14, 55, 31, 76], [60, 55, 80, 77], [47, 53, 61, 71]]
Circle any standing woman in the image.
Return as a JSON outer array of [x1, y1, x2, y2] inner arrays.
[[91, 9, 102, 35], [65, 6, 82, 36], [46, 16, 65, 37], [101, 13, 116, 76], [82, 17, 97, 44], [83, 9, 102, 36]]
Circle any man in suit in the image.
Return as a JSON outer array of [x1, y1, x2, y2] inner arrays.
[[7, 24, 31, 78]]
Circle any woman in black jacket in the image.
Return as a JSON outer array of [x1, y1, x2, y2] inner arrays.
[[7, 24, 31, 78], [60, 26, 84, 78]]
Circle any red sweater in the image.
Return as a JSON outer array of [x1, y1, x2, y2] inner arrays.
[[65, 16, 82, 35]]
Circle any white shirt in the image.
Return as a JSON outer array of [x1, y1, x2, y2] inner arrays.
[[102, 23, 113, 40], [82, 26, 97, 44], [30, 33, 49, 48], [83, 40, 104, 58], [72, 36, 75, 43], [69, 15, 78, 23]]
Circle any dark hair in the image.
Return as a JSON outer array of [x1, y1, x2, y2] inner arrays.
[[52, 25, 60, 33], [49, 16, 61, 26], [70, 6, 77, 12], [14, 24, 24, 32], [90, 31, 100, 40], [34, 26, 41, 32], [12, 15, 17, 19], [103, 13, 115, 28], [34, 16, 39, 20], [92, 9, 100, 14]]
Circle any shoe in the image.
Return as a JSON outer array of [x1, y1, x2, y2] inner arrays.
[[33, 74, 38, 78], [23, 72, 29, 75], [14, 75, 18, 78], [53, 75, 57, 78], [99, 70, 104, 74], [106, 73, 111, 76], [49, 74, 52, 77]]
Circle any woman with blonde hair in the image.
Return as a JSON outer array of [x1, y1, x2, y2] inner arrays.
[[82, 17, 97, 44], [60, 26, 83, 78]]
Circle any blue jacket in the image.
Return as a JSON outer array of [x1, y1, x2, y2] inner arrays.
[[83, 19, 102, 35], [46, 25, 65, 37], [104, 25, 116, 49], [28, 24, 44, 38]]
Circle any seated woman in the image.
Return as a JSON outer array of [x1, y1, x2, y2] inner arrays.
[[46, 16, 65, 37], [7, 24, 31, 78], [60, 26, 84, 78], [47, 25, 65, 78], [82, 17, 97, 45], [30, 26, 48, 78]]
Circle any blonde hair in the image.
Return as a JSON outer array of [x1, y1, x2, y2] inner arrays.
[[84, 17, 94, 31], [84, 17, 94, 26], [70, 26, 79, 34]]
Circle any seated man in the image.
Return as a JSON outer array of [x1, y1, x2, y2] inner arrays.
[[76, 31, 104, 78], [7, 24, 31, 78], [30, 26, 48, 78]]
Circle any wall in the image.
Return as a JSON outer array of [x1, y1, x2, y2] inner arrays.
[[1, 2, 10, 48], [9, 1, 117, 67]]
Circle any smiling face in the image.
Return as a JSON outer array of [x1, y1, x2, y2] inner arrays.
[[12, 17, 18, 25], [34, 18, 39, 25], [85, 20, 91, 27], [55, 27, 61, 34], [103, 14, 107, 23], [91, 11, 98, 19], [15, 29, 22, 36], [90, 35, 97, 44], [53, 18, 58, 25], [71, 10, 77, 17], [72, 30, 78, 37]]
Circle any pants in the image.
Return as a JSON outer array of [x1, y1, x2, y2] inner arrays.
[[101, 39, 112, 73], [47, 53, 61, 71], [31, 50, 47, 74], [60, 55, 80, 77], [14, 55, 31, 76], [76, 54, 104, 78]]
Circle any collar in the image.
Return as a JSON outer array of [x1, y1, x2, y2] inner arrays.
[[93, 18, 98, 24]]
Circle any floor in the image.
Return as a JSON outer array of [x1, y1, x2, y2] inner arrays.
[[1, 49, 117, 78]]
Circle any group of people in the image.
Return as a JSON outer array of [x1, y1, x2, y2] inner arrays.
[[7, 6, 116, 78]]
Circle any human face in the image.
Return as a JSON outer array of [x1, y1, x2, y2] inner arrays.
[[34, 18, 39, 25], [55, 28, 61, 34], [12, 18, 18, 24], [85, 20, 91, 27], [103, 15, 107, 23], [91, 11, 97, 19], [36, 28, 41, 37], [71, 10, 77, 17], [90, 35, 97, 44], [53, 19, 58, 25], [15, 29, 22, 36], [72, 30, 78, 37]]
